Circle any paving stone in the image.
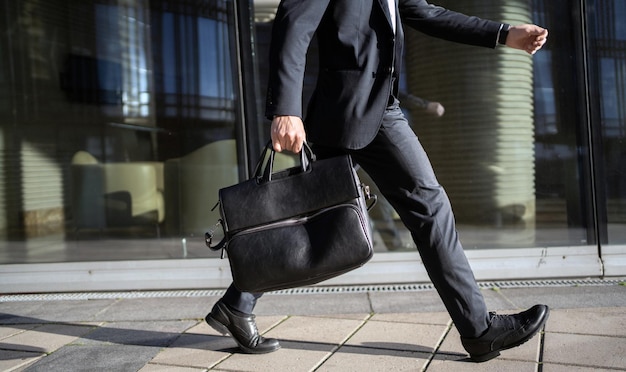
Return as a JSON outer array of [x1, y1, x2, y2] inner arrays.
[[257, 315, 290, 335], [427, 358, 537, 371], [254, 293, 372, 316], [0, 324, 37, 339], [264, 316, 365, 345], [368, 290, 448, 313], [308, 313, 371, 321], [22, 344, 160, 372], [139, 364, 208, 371], [185, 321, 220, 336], [481, 287, 522, 310], [93, 297, 212, 322], [545, 307, 626, 336], [542, 332, 626, 370], [318, 345, 428, 371], [148, 332, 235, 369], [1, 323, 96, 353], [541, 363, 613, 371], [346, 319, 448, 354], [78, 320, 197, 347], [370, 311, 450, 326], [210, 340, 332, 372], [0, 300, 115, 324], [0, 349, 44, 372]]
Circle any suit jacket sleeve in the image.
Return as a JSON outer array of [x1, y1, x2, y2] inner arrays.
[[265, 0, 331, 120], [399, 0, 502, 48]]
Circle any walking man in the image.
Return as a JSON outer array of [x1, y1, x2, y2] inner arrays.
[[206, 0, 550, 363]]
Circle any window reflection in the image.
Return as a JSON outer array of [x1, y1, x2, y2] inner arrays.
[[151, 0, 236, 153], [95, 3, 151, 118], [0, 0, 624, 266], [401, 0, 589, 249], [588, 0, 626, 243], [0, 0, 241, 263]]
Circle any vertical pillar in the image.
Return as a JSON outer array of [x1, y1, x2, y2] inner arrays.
[[405, 1, 535, 244]]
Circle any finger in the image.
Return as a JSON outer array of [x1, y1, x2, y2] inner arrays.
[[528, 37, 547, 54], [271, 127, 282, 152], [530, 26, 548, 37], [290, 137, 303, 153], [271, 130, 284, 152], [293, 139, 303, 153], [272, 138, 283, 152], [282, 138, 292, 153]]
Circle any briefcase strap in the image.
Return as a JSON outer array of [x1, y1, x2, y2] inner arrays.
[[205, 220, 227, 257], [361, 183, 378, 210], [202, 200, 226, 254]]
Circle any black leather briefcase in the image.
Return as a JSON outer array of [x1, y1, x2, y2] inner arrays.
[[206, 142, 376, 293]]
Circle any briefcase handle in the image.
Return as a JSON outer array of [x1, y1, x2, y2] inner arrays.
[[206, 142, 316, 253], [253, 141, 316, 182]]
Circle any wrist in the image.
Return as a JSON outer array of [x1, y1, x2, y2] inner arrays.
[[498, 23, 511, 45]]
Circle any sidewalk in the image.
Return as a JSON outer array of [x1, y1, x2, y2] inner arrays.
[[1, 280, 625, 371]]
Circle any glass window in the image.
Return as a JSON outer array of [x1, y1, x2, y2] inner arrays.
[[1, 0, 623, 270], [0, 0, 244, 264]]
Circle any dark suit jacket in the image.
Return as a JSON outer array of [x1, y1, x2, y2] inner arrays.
[[265, 0, 503, 150]]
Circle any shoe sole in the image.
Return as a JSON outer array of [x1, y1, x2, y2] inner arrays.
[[470, 307, 550, 363]]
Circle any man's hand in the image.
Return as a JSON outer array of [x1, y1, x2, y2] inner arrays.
[[271, 115, 306, 153], [506, 24, 548, 55], [425, 101, 445, 117]]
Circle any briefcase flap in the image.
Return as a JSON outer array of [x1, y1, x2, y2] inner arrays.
[[219, 154, 361, 234]]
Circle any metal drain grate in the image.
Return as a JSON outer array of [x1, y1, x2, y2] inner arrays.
[[0, 278, 622, 302], [0, 290, 226, 302]]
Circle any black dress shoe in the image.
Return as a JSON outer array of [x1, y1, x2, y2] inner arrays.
[[461, 304, 550, 362], [205, 301, 280, 354]]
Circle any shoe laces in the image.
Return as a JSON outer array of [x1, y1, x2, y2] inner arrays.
[[488, 312, 520, 331], [248, 315, 263, 346]]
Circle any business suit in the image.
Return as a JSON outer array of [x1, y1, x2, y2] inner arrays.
[[266, 0, 502, 149], [211, 0, 550, 358], [230, 0, 502, 337]]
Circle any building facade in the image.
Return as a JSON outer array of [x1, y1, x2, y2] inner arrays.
[[1, 0, 624, 292]]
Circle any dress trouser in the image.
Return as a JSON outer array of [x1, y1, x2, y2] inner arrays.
[[221, 100, 490, 338]]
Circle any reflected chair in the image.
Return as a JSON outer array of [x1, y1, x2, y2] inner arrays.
[[70, 151, 165, 237]]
